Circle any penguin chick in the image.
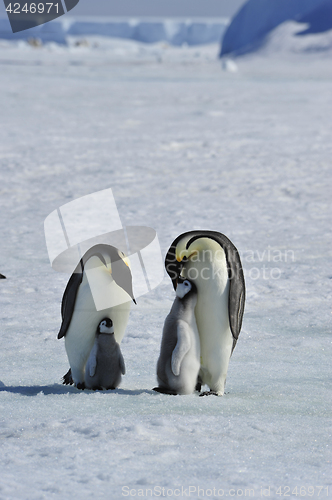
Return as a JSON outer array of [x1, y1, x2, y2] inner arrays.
[[154, 278, 200, 395], [85, 318, 125, 390]]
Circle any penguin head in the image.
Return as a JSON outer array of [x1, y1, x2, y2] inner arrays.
[[165, 231, 229, 290], [82, 244, 136, 305], [97, 318, 114, 335], [165, 233, 209, 290], [176, 277, 197, 299]]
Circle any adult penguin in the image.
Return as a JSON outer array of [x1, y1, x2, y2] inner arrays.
[[58, 244, 135, 389], [165, 231, 245, 396]]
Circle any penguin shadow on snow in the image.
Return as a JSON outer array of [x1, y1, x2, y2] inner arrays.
[[0, 383, 81, 396], [0, 382, 227, 397], [0, 382, 155, 397]]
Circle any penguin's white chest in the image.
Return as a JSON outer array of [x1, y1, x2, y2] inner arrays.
[[195, 280, 231, 361], [183, 255, 232, 365]]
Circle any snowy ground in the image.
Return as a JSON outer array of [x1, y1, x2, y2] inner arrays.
[[0, 33, 331, 499]]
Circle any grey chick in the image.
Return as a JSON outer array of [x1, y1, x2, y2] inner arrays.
[[85, 318, 125, 390], [154, 278, 200, 395]]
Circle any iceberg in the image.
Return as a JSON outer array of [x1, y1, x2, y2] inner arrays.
[[0, 16, 228, 46]]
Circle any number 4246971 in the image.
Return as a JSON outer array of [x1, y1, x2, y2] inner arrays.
[[6, 3, 59, 14]]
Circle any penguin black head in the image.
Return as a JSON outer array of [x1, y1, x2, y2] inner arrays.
[[97, 318, 114, 335], [176, 277, 197, 299]]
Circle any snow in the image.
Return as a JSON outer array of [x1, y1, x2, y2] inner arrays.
[[220, 0, 332, 56], [0, 35, 331, 499], [0, 17, 228, 46]]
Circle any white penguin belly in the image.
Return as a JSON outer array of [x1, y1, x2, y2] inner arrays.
[[196, 292, 233, 394]]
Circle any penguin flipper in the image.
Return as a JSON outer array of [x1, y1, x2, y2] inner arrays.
[[119, 349, 126, 375], [86, 341, 98, 378], [58, 264, 83, 340], [171, 321, 191, 377], [0, 273, 6, 279]]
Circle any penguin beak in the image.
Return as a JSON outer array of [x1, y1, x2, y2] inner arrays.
[[175, 248, 185, 263]]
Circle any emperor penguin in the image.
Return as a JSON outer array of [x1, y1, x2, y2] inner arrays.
[[154, 277, 200, 396], [85, 318, 125, 390], [165, 231, 245, 396], [58, 244, 135, 389]]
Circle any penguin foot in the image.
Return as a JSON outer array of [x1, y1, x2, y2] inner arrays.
[[62, 368, 74, 386], [76, 382, 85, 390], [153, 387, 178, 395], [199, 390, 220, 397]]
